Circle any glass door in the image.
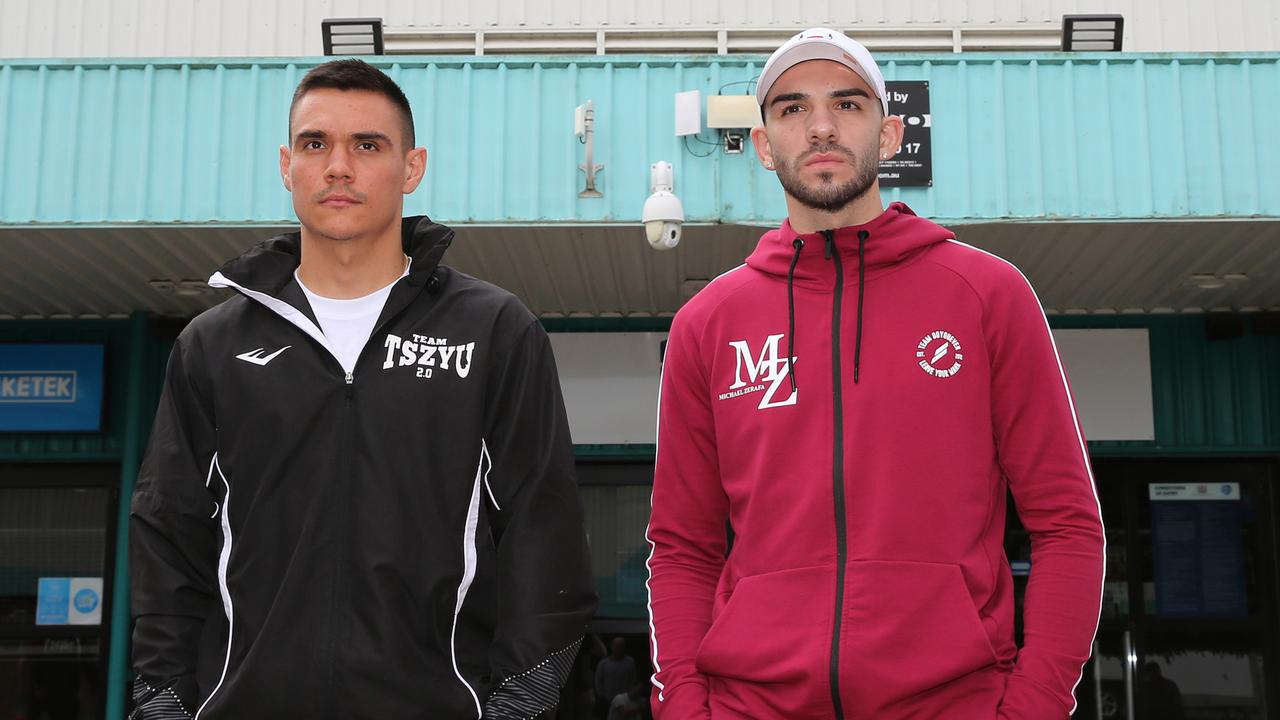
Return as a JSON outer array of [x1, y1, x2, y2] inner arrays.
[[1007, 459, 1278, 720], [572, 461, 656, 720], [0, 464, 118, 720]]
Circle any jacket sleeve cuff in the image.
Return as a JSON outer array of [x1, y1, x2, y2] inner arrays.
[[130, 676, 195, 719], [997, 673, 1070, 720], [651, 678, 712, 720], [482, 637, 582, 719]]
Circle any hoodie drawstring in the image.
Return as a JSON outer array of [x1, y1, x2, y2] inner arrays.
[[854, 229, 868, 384], [786, 238, 804, 394], [820, 229, 869, 385]]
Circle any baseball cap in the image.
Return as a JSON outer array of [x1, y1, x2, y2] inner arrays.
[[756, 28, 889, 116]]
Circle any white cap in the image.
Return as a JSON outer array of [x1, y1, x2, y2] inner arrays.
[[756, 28, 889, 116]]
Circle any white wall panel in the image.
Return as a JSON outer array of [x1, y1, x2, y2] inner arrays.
[[551, 332, 666, 446], [1052, 329, 1156, 442], [3, 0, 1277, 57]]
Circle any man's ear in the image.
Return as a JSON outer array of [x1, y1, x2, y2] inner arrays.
[[878, 114, 905, 162], [750, 125, 775, 171], [402, 147, 427, 194], [279, 145, 292, 191]]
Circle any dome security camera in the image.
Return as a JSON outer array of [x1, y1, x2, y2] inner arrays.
[[645, 219, 682, 250], [643, 161, 683, 250]]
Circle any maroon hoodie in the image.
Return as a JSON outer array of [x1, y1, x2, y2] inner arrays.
[[646, 203, 1104, 719]]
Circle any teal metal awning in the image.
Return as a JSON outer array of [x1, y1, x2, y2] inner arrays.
[[2, 52, 1278, 227]]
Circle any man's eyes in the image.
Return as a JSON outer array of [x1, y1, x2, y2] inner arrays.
[[779, 100, 859, 115], [299, 140, 379, 150]]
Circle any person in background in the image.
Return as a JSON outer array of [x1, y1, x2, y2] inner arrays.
[[1140, 662, 1185, 720], [607, 683, 650, 720], [595, 636, 638, 719]]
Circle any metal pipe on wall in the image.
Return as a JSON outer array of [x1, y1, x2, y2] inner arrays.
[[105, 311, 151, 719]]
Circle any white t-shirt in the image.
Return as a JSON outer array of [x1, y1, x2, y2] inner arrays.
[[296, 259, 409, 375]]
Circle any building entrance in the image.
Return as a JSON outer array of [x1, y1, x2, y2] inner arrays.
[[1009, 459, 1279, 719], [0, 463, 118, 720]]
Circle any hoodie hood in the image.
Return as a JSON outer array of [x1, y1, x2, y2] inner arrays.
[[210, 215, 455, 296], [746, 202, 953, 288], [745, 202, 954, 388]]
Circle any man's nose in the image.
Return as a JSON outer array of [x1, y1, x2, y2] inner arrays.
[[807, 106, 838, 145], [324, 146, 355, 183]]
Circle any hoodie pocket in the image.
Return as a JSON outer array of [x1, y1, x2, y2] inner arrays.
[[841, 560, 1000, 711], [694, 565, 832, 689]]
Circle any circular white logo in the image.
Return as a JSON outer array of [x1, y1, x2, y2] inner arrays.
[[916, 330, 963, 378]]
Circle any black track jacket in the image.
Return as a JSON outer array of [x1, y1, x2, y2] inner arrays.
[[130, 216, 597, 719]]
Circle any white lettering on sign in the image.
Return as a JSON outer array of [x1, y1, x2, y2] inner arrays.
[[1148, 483, 1240, 501], [0, 372, 77, 403]]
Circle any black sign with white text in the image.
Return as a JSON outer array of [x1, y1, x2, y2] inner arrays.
[[879, 81, 932, 187]]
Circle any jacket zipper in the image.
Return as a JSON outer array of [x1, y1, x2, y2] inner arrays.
[[227, 276, 417, 717], [328, 370, 355, 720], [823, 229, 848, 720]]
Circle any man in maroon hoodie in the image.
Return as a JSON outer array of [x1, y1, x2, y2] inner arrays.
[[646, 28, 1106, 720]]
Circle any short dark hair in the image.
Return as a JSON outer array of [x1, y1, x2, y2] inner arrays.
[[289, 59, 415, 146]]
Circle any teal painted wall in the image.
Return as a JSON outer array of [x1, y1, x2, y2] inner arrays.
[[2, 53, 1278, 227]]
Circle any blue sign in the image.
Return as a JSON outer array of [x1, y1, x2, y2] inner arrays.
[[36, 578, 71, 625], [74, 588, 99, 613], [1152, 499, 1248, 617], [0, 344, 104, 431]]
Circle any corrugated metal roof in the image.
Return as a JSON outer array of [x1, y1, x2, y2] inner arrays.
[[4, 0, 1279, 57], [2, 220, 1277, 319], [1, 53, 1278, 226]]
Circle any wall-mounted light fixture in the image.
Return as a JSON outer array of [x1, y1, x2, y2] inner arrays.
[[322, 18, 385, 56], [1061, 14, 1124, 51], [1188, 273, 1248, 291]]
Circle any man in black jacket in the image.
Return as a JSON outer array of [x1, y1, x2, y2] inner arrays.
[[129, 59, 597, 719]]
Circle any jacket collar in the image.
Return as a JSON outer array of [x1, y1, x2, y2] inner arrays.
[[209, 216, 454, 297]]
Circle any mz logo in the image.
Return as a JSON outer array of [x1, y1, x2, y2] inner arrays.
[[722, 333, 798, 410]]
